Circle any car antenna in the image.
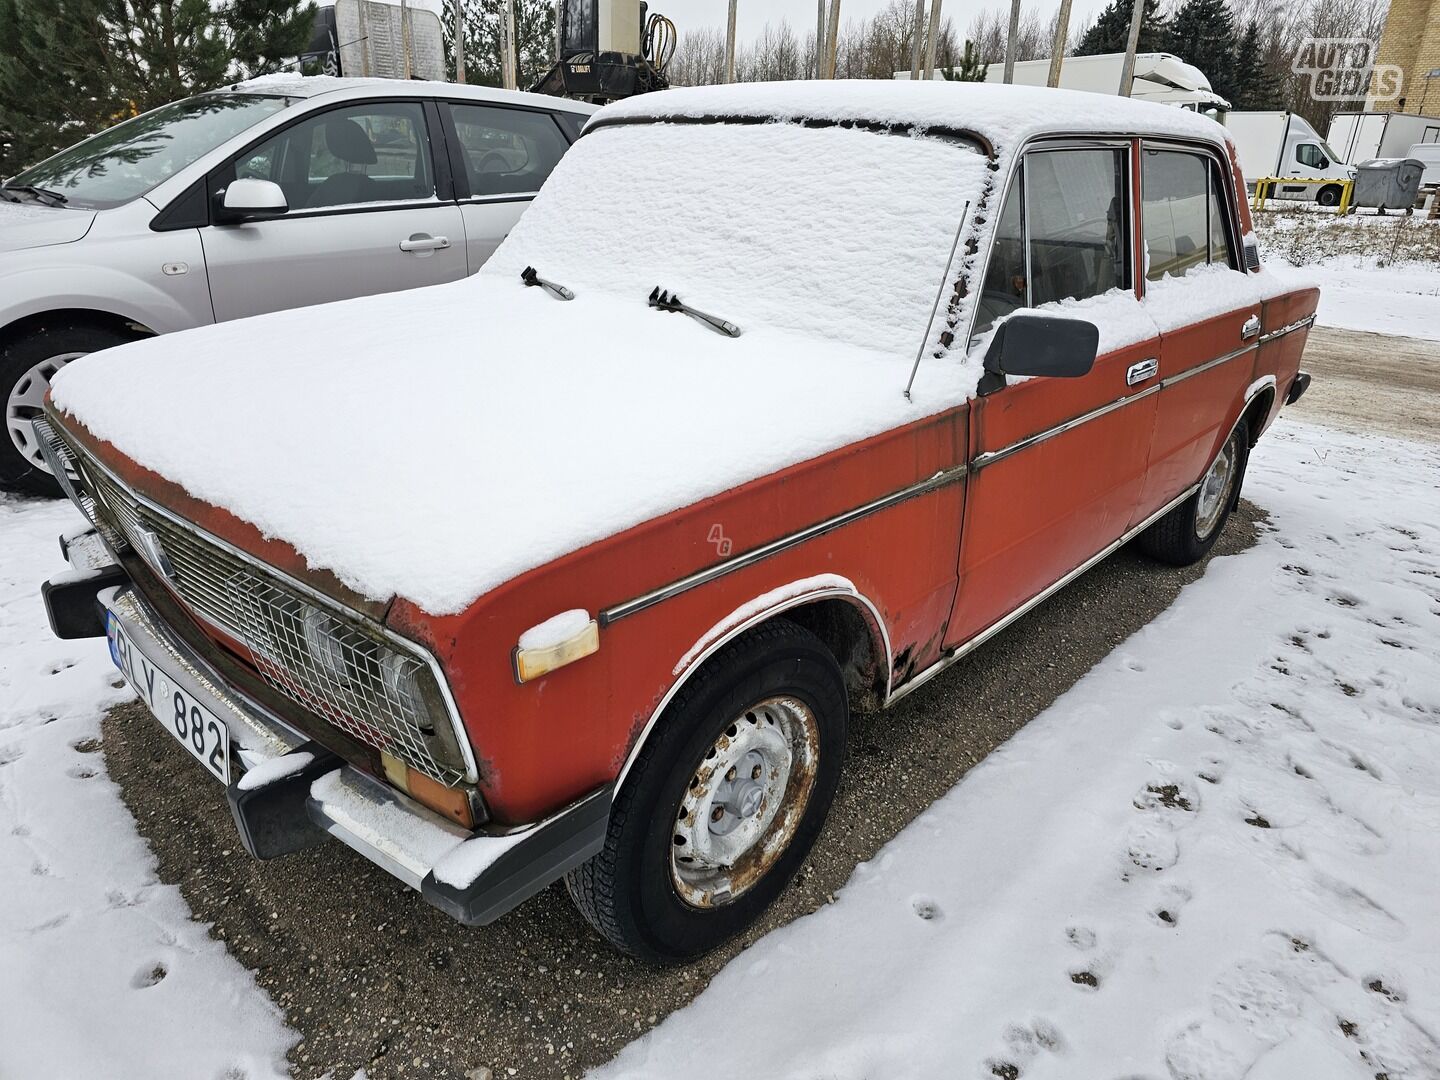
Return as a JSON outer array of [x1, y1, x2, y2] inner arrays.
[[904, 201, 970, 402], [521, 265, 575, 300]]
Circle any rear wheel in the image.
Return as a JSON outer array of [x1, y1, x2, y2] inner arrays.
[[2, 322, 138, 497], [1136, 418, 1248, 566], [566, 619, 847, 962]]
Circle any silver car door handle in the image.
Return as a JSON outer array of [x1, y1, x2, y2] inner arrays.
[[1126, 358, 1159, 386], [1241, 314, 1262, 340], [398, 234, 450, 253]]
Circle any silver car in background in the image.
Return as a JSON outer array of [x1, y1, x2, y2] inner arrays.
[[1, 76, 596, 495]]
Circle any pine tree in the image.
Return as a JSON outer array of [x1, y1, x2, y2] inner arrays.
[[0, 0, 117, 177], [941, 39, 987, 81], [0, 0, 318, 177], [1163, 0, 1239, 107], [443, 0, 556, 90], [1074, 0, 1167, 57], [1228, 20, 1282, 111]]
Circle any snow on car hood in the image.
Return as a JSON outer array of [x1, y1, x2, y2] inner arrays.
[[0, 201, 95, 253], [52, 118, 992, 616]]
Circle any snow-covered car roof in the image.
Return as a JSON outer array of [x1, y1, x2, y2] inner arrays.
[[595, 80, 1229, 157]]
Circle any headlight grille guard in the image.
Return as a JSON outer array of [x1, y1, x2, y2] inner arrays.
[[32, 413, 476, 788]]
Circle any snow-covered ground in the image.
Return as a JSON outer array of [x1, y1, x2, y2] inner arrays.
[[597, 419, 1440, 1080], [0, 495, 294, 1078], [1254, 208, 1440, 342]]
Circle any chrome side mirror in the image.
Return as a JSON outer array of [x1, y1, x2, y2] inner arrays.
[[214, 178, 288, 225]]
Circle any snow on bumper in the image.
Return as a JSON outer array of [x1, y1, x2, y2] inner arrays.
[[97, 582, 611, 926]]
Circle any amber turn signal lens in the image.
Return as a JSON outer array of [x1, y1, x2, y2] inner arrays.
[[513, 619, 600, 683], [380, 750, 475, 827]]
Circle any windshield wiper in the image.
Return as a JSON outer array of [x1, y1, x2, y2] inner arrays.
[[521, 265, 574, 301], [648, 287, 741, 338], [4, 184, 68, 206], [0, 188, 19, 203]]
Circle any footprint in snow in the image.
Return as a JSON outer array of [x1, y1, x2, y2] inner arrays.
[[1123, 819, 1179, 877], [71, 737, 102, 753], [66, 765, 97, 780], [132, 962, 168, 989], [911, 896, 943, 921], [983, 1019, 1065, 1080], [1150, 884, 1192, 929]]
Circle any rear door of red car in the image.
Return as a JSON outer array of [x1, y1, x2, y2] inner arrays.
[[1133, 143, 1261, 522]]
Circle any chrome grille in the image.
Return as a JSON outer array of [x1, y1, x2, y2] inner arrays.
[[43, 418, 470, 787]]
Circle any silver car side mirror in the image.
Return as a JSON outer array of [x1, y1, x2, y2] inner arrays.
[[215, 178, 288, 224]]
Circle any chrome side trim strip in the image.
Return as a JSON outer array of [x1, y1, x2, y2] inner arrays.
[[599, 464, 968, 625], [1257, 314, 1316, 344], [971, 383, 1161, 472], [1160, 342, 1257, 389], [886, 479, 1202, 706]]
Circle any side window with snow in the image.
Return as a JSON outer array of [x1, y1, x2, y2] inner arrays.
[[1025, 148, 1129, 308], [971, 147, 1129, 346], [1143, 148, 1236, 281]]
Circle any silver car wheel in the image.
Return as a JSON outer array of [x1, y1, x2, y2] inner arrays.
[[670, 696, 820, 909], [1195, 433, 1238, 540], [5, 352, 83, 474]]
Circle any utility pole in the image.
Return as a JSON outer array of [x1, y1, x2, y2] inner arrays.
[[815, 0, 827, 78], [1002, 0, 1020, 83], [502, 0, 517, 89], [909, 0, 926, 80], [1046, 0, 1072, 88], [400, 0, 413, 79], [1118, 0, 1144, 96], [724, 0, 737, 83], [825, 0, 841, 77], [922, 0, 943, 79], [453, 0, 466, 82]]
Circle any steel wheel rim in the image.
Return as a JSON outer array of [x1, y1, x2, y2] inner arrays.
[[5, 352, 84, 472], [669, 696, 820, 909], [1195, 434, 1238, 539]]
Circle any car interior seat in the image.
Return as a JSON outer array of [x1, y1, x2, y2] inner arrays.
[[307, 118, 379, 208]]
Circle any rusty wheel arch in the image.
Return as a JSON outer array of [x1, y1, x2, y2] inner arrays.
[[613, 585, 891, 795]]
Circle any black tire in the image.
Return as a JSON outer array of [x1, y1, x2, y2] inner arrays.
[[566, 619, 847, 962], [1135, 418, 1249, 567], [1, 321, 138, 497], [1316, 185, 1342, 208]]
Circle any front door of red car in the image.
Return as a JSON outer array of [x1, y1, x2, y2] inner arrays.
[[946, 143, 1160, 648], [1134, 145, 1262, 522]]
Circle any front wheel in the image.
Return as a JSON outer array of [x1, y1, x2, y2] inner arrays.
[[1316, 185, 1342, 207], [2, 322, 138, 497], [566, 619, 847, 962], [1135, 418, 1248, 566]]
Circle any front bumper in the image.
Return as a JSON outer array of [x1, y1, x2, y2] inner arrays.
[[55, 559, 609, 925]]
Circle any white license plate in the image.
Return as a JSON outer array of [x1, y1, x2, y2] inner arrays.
[[107, 612, 230, 784]]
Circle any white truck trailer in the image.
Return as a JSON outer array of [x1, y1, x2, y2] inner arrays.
[[971, 52, 1229, 110], [1326, 111, 1440, 164], [1222, 111, 1353, 204]]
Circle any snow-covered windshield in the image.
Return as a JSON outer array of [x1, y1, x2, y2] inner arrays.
[[481, 119, 991, 357], [6, 94, 291, 209]]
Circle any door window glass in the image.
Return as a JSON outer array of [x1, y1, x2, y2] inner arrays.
[[1208, 163, 1235, 269], [446, 104, 570, 197], [972, 165, 1027, 342], [1025, 148, 1129, 308], [232, 101, 434, 211], [1143, 148, 1240, 280], [1295, 143, 1327, 168]]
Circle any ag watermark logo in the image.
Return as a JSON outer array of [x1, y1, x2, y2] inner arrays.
[[1293, 38, 1402, 101]]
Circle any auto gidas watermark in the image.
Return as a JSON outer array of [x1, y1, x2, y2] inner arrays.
[[1293, 38, 1402, 102]]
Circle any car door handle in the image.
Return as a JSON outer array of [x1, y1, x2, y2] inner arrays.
[[1241, 314, 1262, 340], [1126, 358, 1159, 386], [399, 234, 450, 254]]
